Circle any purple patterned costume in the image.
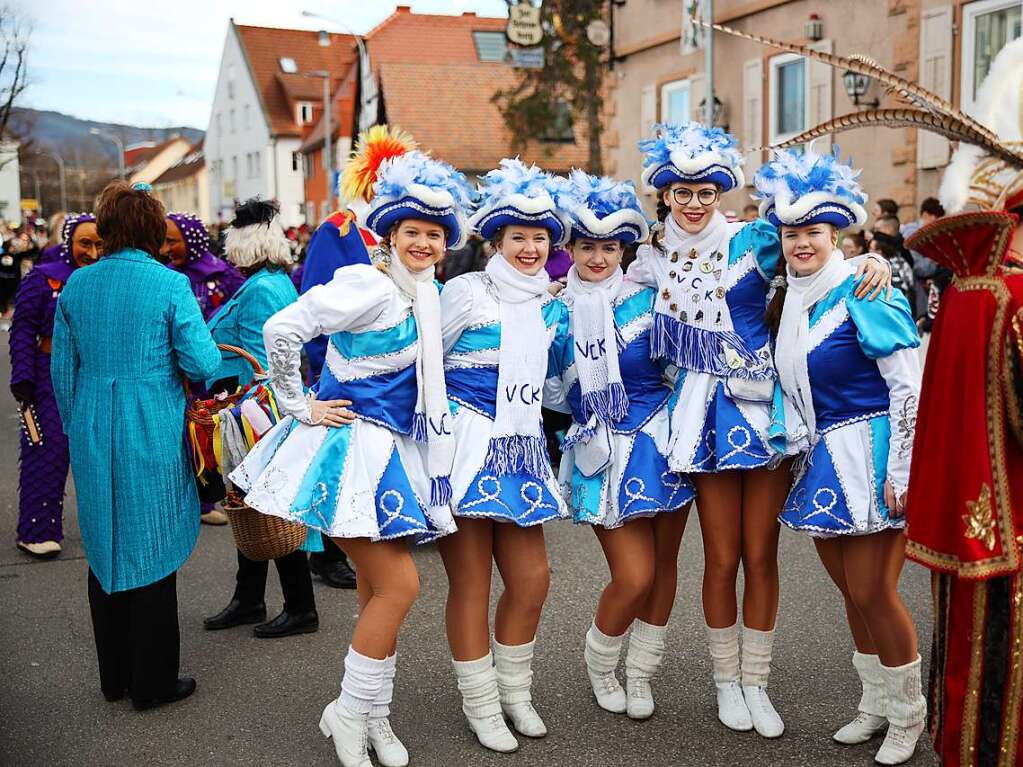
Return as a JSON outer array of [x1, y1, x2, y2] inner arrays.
[[10, 214, 94, 544], [166, 212, 244, 320]]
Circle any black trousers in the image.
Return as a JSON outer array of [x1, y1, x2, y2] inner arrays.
[[311, 533, 347, 564], [233, 548, 315, 614], [87, 568, 180, 702]]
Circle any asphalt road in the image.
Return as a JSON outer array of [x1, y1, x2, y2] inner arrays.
[[0, 345, 939, 767]]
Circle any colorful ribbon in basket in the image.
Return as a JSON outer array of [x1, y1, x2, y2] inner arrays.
[[188, 384, 283, 486]]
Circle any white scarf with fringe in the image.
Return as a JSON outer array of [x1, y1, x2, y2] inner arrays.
[[483, 253, 552, 477], [387, 252, 455, 505], [774, 249, 854, 436]]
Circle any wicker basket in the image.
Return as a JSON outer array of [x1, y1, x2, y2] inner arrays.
[[187, 344, 305, 561], [222, 490, 307, 561]]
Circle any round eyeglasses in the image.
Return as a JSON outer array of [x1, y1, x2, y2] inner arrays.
[[671, 187, 720, 207]]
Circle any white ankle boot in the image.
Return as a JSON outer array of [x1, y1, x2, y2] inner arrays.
[[494, 639, 547, 737], [320, 647, 385, 767], [624, 620, 666, 720], [368, 719, 408, 767], [585, 623, 626, 713], [741, 627, 784, 738], [707, 622, 752, 731], [319, 701, 372, 767], [834, 652, 888, 745], [453, 653, 518, 753], [874, 656, 926, 765], [368, 654, 408, 767]]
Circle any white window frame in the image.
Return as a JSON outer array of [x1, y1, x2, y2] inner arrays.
[[296, 102, 314, 126], [768, 52, 808, 146], [961, 0, 1022, 115], [660, 79, 691, 124]]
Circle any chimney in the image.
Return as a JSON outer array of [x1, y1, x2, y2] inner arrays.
[[396, 5, 411, 13]]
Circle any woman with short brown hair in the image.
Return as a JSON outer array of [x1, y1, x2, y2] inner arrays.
[[51, 181, 222, 711]]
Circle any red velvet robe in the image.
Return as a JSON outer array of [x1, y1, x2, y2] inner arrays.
[[904, 207, 1023, 767]]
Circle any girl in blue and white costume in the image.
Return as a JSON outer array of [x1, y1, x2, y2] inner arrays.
[[628, 123, 891, 738], [438, 159, 570, 754], [549, 171, 696, 720], [232, 145, 471, 767], [755, 147, 925, 766]]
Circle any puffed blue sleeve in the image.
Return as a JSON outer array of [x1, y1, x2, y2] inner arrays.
[[546, 297, 572, 380], [543, 297, 572, 412], [729, 219, 781, 282], [846, 283, 921, 359]]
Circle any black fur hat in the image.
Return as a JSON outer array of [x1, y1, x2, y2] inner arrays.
[[230, 197, 280, 229]]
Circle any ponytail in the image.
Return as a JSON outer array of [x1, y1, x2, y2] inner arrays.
[[650, 193, 672, 253], [764, 251, 787, 337]]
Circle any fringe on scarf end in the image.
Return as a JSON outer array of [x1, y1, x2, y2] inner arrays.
[[580, 383, 630, 424], [410, 412, 427, 443], [430, 475, 452, 507], [483, 434, 550, 478], [650, 314, 772, 381], [562, 423, 597, 452]]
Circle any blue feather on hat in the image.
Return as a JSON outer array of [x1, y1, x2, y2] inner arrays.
[[752, 143, 868, 229]]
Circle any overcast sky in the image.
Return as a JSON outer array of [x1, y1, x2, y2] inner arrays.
[[30, 0, 509, 129]]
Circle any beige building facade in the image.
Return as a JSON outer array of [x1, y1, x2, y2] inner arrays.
[[606, 0, 1021, 220]]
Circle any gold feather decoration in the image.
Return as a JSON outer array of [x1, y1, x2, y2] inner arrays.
[[753, 109, 1023, 169], [694, 19, 1002, 147]]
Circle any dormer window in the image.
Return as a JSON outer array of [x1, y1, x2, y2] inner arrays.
[[279, 57, 298, 74], [297, 102, 315, 125]]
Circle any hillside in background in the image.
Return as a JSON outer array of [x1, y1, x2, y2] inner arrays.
[[12, 108, 205, 215], [10, 108, 204, 164]]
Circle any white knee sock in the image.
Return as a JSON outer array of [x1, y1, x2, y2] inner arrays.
[[339, 646, 387, 715], [453, 653, 502, 718], [370, 654, 397, 720], [625, 620, 667, 682], [706, 622, 741, 683], [493, 639, 536, 706], [741, 627, 775, 688], [585, 623, 624, 675]]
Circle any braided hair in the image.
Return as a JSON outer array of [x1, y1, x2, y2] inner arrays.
[[650, 191, 672, 253], [764, 244, 788, 337]]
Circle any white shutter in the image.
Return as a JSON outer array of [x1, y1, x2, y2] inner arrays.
[[917, 6, 953, 168], [743, 58, 764, 183], [689, 73, 707, 123], [640, 83, 656, 136], [808, 39, 834, 152]]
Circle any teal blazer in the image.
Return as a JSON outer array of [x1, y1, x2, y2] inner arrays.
[[206, 267, 298, 387], [51, 249, 222, 593]]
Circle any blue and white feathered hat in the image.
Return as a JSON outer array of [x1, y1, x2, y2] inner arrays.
[[553, 169, 650, 244], [469, 158, 571, 246], [639, 121, 745, 192], [364, 150, 476, 249], [752, 143, 868, 229]]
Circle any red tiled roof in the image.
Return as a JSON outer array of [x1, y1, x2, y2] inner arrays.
[[234, 23, 358, 138], [378, 61, 588, 173], [366, 9, 506, 66], [364, 9, 586, 173], [124, 137, 180, 170]]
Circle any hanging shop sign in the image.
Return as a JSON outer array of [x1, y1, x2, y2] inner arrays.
[[507, 1, 544, 47]]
